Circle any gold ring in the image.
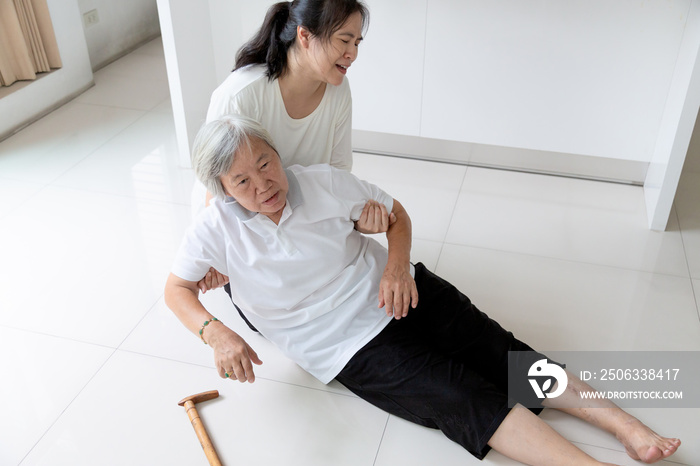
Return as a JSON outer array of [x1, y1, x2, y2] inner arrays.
[[224, 372, 230, 378]]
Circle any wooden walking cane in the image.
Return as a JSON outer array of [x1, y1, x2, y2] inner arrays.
[[178, 390, 223, 466]]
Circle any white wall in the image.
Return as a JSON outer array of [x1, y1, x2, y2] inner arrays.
[[353, 0, 690, 164], [350, 0, 427, 137], [156, 0, 277, 167], [644, 0, 700, 230], [209, 1, 278, 84], [158, 0, 218, 167], [77, 0, 160, 70], [0, 0, 93, 140], [160, 0, 700, 229]]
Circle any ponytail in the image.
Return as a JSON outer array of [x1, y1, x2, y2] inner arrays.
[[234, 2, 296, 80], [234, 0, 369, 80]]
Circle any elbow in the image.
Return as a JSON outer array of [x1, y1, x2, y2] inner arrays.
[[163, 283, 175, 310], [163, 273, 184, 310]]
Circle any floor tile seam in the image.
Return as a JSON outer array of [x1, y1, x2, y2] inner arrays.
[[434, 167, 471, 265], [95, 72, 169, 84], [17, 346, 120, 466], [115, 294, 165, 351], [72, 97, 165, 113], [47, 171, 192, 208], [0, 174, 47, 185], [568, 439, 687, 465], [41, 107, 151, 186], [693, 280, 700, 325], [674, 205, 700, 324], [0, 181, 52, 224], [567, 439, 627, 459], [371, 415, 391, 466], [0, 322, 119, 351], [438, 240, 695, 281], [113, 347, 360, 398]]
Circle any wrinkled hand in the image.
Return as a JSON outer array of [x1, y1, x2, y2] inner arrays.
[[354, 200, 397, 234], [209, 325, 263, 383], [378, 262, 418, 319], [197, 267, 229, 294]]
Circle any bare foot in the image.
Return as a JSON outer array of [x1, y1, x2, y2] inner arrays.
[[616, 418, 680, 463]]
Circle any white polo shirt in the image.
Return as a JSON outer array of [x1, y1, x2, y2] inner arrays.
[[191, 64, 353, 218], [172, 164, 401, 383]]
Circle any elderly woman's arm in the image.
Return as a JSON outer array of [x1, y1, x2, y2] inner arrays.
[[378, 199, 418, 319], [164, 273, 262, 383]]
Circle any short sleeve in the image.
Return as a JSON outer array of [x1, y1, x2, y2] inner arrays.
[[327, 166, 394, 221], [170, 213, 228, 282], [329, 78, 353, 172]]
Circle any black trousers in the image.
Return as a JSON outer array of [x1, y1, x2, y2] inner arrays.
[[223, 283, 258, 332], [335, 263, 550, 460]]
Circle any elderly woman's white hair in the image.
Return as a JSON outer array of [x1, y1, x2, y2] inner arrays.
[[191, 115, 279, 199]]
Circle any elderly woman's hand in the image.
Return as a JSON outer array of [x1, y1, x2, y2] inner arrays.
[[197, 267, 229, 294], [378, 261, 418, 320], [354, 200, 397, 234], [207, 324, 263, 383]]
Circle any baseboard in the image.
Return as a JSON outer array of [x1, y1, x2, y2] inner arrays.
[[0, 80, 95, 143], [353, 130, 648, 185]]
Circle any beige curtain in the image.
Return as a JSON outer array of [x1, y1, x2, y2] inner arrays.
[[0, 0, 62, 87]]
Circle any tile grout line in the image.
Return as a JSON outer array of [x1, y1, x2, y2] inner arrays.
[[0, 323, 118, 350], [116, 345, 361, 398], [17, 346, 120, 466], [115, 295, 362, 398], [432, 166, 469, 269], [114, 294, 164, 350], [673, 202, 700, 325], [14, 295, 162, 464], [372, 415, 391, 466], [570, 439, 691, 466], [43, 107, 152, 189]]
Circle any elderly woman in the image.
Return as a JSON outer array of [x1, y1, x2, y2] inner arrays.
[[165, 115, 680, 465]]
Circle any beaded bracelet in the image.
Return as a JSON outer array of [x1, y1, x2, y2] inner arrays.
[[199, 317, 221, 345]]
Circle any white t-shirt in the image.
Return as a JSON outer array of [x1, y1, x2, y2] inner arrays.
[[173, 165, 409, 384], [191, 64, 353, 217]]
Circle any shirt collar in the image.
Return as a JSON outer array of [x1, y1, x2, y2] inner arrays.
[[223, 168, 304, 221]]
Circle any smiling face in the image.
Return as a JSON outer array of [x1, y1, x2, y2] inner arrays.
[[220, 137, 289, 224], [305, 11, 364, 86]]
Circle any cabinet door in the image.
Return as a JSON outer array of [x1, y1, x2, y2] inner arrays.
[[351, 0, 427, 136], [420, 0, 686, 163]]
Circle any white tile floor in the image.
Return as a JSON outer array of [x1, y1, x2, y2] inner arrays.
[[1, 37, 699, 466]]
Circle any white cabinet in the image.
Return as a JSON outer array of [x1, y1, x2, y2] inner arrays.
[[351, 0, 427, 136], [352, 0, 693, 181], [419, 0, 686, 162]]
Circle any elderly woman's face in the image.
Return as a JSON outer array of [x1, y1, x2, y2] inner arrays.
[[220, 136, 288, 224]]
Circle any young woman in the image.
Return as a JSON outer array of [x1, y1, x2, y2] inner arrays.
[[194, 0, 393, 311], [193, 0, 373, 216]]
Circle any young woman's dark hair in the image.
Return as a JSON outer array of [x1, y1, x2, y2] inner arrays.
[[234, 0, 369, 80]]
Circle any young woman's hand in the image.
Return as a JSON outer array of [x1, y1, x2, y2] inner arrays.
[[197, 267, 229, 294], [354, 200, 396, 234]]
